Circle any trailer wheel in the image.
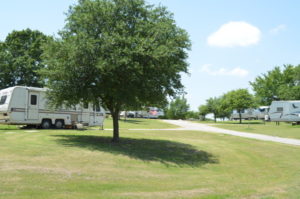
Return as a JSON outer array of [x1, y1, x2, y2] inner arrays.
[[41, 119, 51, 129], [55, 120, 64, 129]]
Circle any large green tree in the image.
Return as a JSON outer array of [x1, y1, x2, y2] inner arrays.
[[277, 65, 300, 100], [0, 29, 50, 89], [223, 89, 257, 124], [166, 96, 190, 120], [198, 104, 209, 121], [201, 95, 233, 122], [250, 65, 299, 105], [206, 97, 222, 122], [185, 111, 199, 120], [42, 0, 190, 142], [217, 96, 232, 121]]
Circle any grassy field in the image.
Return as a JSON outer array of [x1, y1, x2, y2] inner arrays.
[[0, 118, 178, 131], [101, 117, 179, 129], [204, 120, 300, 139], [1, 120, 300, 198]]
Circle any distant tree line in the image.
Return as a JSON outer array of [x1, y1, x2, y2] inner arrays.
[[198, 89, 257, 124], [163, 96, 199, 120], [198, 64, 300, 123], [163, 88, 257, 124]]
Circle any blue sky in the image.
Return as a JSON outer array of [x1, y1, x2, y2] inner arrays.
[[1, 0, 300, 110]]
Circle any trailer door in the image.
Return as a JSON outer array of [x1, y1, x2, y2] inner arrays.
[[80, 102, 89, 125], [27, 92, 39, 120]]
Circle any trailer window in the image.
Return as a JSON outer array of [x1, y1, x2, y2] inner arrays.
[[83, 102, 88, 109], [0, 95, 7, 105], [277, 107, 283, 112], [93, 104, 101, 112], [31, 95, 37, 105]]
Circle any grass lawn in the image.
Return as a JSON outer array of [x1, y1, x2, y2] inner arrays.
[[0, 118, 178, 131], [206, 120, 300, 140], [100, 117, 179, 129], [1, 121, 300, 199]]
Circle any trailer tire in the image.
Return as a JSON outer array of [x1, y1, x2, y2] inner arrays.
[[55, 120, 64, 129], [41, 119, 52, 129]]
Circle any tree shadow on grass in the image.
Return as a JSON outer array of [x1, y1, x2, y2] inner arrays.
[[52, 135, 218, 167]]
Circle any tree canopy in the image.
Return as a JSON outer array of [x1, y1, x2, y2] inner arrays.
[[223, 89, 257, 123], [42, 0, 191, 142], [165, 96, 190, 120], [0, 29, 50, 89], [250, 64, 300, 105], [198, 104, 209, 120], [206, 97, 221, 122]]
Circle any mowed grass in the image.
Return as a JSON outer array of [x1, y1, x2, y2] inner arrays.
[[208, 120, 300, 139], [0, 121, 300, 198], [0, 118, 178, 131], [101, 117, 179, 129]]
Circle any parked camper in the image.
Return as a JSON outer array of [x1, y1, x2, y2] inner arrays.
[[0, 86, 105, 128], [230, 106, 270, 120], [120, 107, 164, 119], [136, 107, 164, 119], [230, 109, 256, 120], [119, 111, 136, 118], [254, 106, 270, 120], [269, 101, 300, 122]]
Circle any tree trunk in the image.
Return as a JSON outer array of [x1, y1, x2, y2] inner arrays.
[[214, 113, 217, 123], [238, 111, 242, 124], [111, 111, 120, 142]]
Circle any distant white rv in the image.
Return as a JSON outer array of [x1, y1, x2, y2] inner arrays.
[[120, 107, 164, 119], [230, 106, 270, 120], [0, 86, 105, 128], [269, 101, 300, 122], [230, 109, 257, 120], [254, 106, 270, 120], [136, 107, 164, 119]]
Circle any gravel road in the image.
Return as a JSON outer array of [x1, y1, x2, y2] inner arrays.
[[163, 120, 300, 146], [131, 120, 300, 146]]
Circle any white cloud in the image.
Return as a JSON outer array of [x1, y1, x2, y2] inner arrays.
[[200, 64, 249, 77], [270, 24, 286, 34], [207, 21, 261, 47]]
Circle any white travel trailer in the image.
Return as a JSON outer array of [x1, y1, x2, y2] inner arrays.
[[230, 106, 270, 120], [136, 107, 164, 119], [269, 101, 300, 122], [0, 86, 105, 128], [120, 107, 164, 119], [230, 109, 256, 120], [254, 106, 270, 120]]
